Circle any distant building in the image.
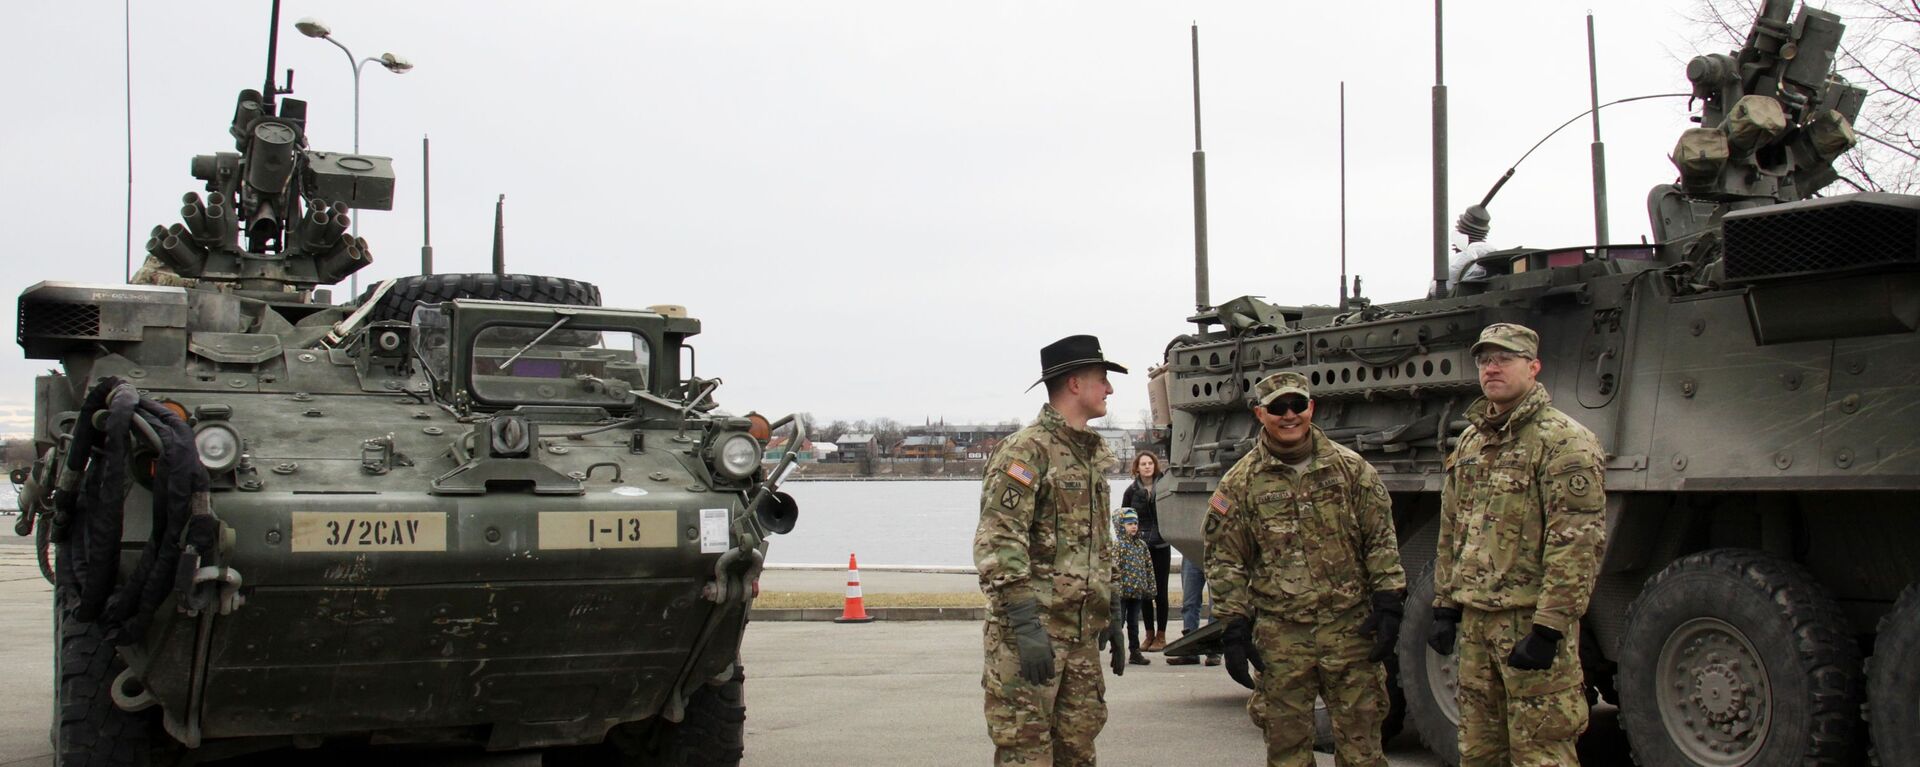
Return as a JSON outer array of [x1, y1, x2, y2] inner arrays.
[[965, 436, 1004, 460], [895, 435, 955, 460], [835, 433, 877, 463], [1095, 429, 1135, 466], [764, 436, 816, 462]]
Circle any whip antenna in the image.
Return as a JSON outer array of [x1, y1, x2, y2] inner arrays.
[[1191, 23, 1211, 326]]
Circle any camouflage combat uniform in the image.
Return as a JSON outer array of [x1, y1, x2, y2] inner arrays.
[[975, 403, 1117, 766], [1436, 382, 1607, 767], [1206, 426, 1405, 767]]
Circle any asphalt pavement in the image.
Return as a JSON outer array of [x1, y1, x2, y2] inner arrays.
[[0, 540, 1465, 766]]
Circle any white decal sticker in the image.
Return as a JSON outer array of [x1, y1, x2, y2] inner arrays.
[[610, 486, 647, 497], [700, 508, 730, 554]]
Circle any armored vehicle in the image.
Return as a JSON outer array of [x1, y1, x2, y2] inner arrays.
[[12, 17, 801, 767], [1153, 2, 1919, 764]]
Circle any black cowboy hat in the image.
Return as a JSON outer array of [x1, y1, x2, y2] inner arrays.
[[1028, 334, 1128, 391]]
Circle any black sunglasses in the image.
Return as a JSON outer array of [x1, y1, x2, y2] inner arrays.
[[1264, 397, 1310, 416]]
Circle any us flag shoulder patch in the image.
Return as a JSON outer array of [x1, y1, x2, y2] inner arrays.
[[1005, 461, 1037, 487], [1209, 493, 1231, 515]]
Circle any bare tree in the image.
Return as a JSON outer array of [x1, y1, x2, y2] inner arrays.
[[2, 439, 34, 472], [1688, 0, 1920, 192]]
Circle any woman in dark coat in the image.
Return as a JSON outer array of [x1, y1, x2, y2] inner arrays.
[[1121, 452, 1171, 651]]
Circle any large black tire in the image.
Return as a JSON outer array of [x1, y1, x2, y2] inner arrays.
[[1396, 559, 1460, 764], [1618, 549, 1863, 766], [53, 591, 157, 767], [357, 273, 601, 323], [546, 664, 747, 767], [1868, 582, 1920, 766]]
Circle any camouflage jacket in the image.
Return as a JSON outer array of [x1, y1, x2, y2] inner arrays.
[[974, 404, 1117, 641], [1435, 384, 1607, 634], [1204, 427, 1406, 624]]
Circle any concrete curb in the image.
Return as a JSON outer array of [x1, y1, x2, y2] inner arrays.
[[751, 606, 987, 622]]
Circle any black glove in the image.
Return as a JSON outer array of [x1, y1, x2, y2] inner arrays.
[[1005, 598, 1055, 685], [1506, 623, 1563, 670], [1221, 617, 1264, 690], [1359, 590, 1406, 663], [1107, 596, 1126, 676], [1428, 606, 1461, 656]]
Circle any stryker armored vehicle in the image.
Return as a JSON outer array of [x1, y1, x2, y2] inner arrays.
[[11, 12, 800, 766], [1152, 2, 1919, 764]]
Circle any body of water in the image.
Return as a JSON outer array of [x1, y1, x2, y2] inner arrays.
[[768, 478, 1130, 568]]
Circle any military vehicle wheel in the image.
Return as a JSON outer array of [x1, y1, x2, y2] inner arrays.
[[547, 665, 746, 767], [52, 590, 170, 767], [357, 273, 602, 323], [1867, 582, 1920, 766], [1618, 549, 1863, 767], [1395, 560, 1459, 763]]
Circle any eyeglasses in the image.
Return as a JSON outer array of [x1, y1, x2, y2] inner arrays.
[[1473, 351, 1533, 369], [1264, 397, 1309, 416]]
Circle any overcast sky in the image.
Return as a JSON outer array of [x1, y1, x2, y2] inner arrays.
[[4, 1, 1766, 434]]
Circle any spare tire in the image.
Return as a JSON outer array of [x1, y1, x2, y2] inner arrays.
[[357, 273, 601, 323]]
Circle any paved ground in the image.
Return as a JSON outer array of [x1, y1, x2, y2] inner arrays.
[[0, 541, 1625, 765]]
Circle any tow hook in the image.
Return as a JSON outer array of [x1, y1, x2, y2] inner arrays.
[[190, 565, 245, 615]]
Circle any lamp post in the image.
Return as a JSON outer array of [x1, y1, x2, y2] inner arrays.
[[295, 16, 411, 297]]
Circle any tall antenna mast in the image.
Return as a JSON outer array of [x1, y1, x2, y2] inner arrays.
[[1340, 81, 1349, 308], [421, 135, 433, 275], [1587, 12, 1611, 259], [1191, 23, 1211, 326], [1430, 0, 1449, 296]]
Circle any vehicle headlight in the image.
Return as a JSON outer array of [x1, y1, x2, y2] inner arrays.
[[194, 424, 241, 473], [710, 433, 761, 481]]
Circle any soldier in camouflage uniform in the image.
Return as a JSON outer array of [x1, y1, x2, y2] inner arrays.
[[1429, 323, 1607, 767], [975, 334, 1128, 766], [1204, 371, 1406, 767]]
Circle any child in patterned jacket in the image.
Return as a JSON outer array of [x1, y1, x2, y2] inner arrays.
[[1114, 508, 1158, 665]]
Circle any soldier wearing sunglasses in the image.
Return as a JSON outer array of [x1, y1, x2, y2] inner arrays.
[[1204, 371, 1406, 766], [1429, 323, 1607, 767]]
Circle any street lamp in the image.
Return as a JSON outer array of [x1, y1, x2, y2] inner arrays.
[[296, 16, 411, 296]]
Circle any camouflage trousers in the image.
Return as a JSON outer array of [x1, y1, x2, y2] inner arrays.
[[981, 620, 1106, 766], [1249, 604, 1388, 767], [1457, 607, 1587, 767]]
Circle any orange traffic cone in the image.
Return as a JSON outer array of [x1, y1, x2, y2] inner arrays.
[[836, 553, 876, 623]]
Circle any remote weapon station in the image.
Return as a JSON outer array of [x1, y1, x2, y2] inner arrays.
[[14, 7, 800, 766], [1154, 2, 1920, 764]]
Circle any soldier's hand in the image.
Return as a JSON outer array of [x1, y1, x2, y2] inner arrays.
[[1109, 633, 1126, 676], [1221, 617, 1261, 690], [1428, 607, 1461, 656], [1005, 598, 1055, 685], [1360, 590, 1406, 663], [1506, 623, 1562, 670]]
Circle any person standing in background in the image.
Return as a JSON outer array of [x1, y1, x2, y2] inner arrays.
[[1121, 452, 1172, 651]]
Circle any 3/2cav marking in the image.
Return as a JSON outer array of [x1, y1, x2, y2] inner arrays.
[[325, 517, 424, 547]]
